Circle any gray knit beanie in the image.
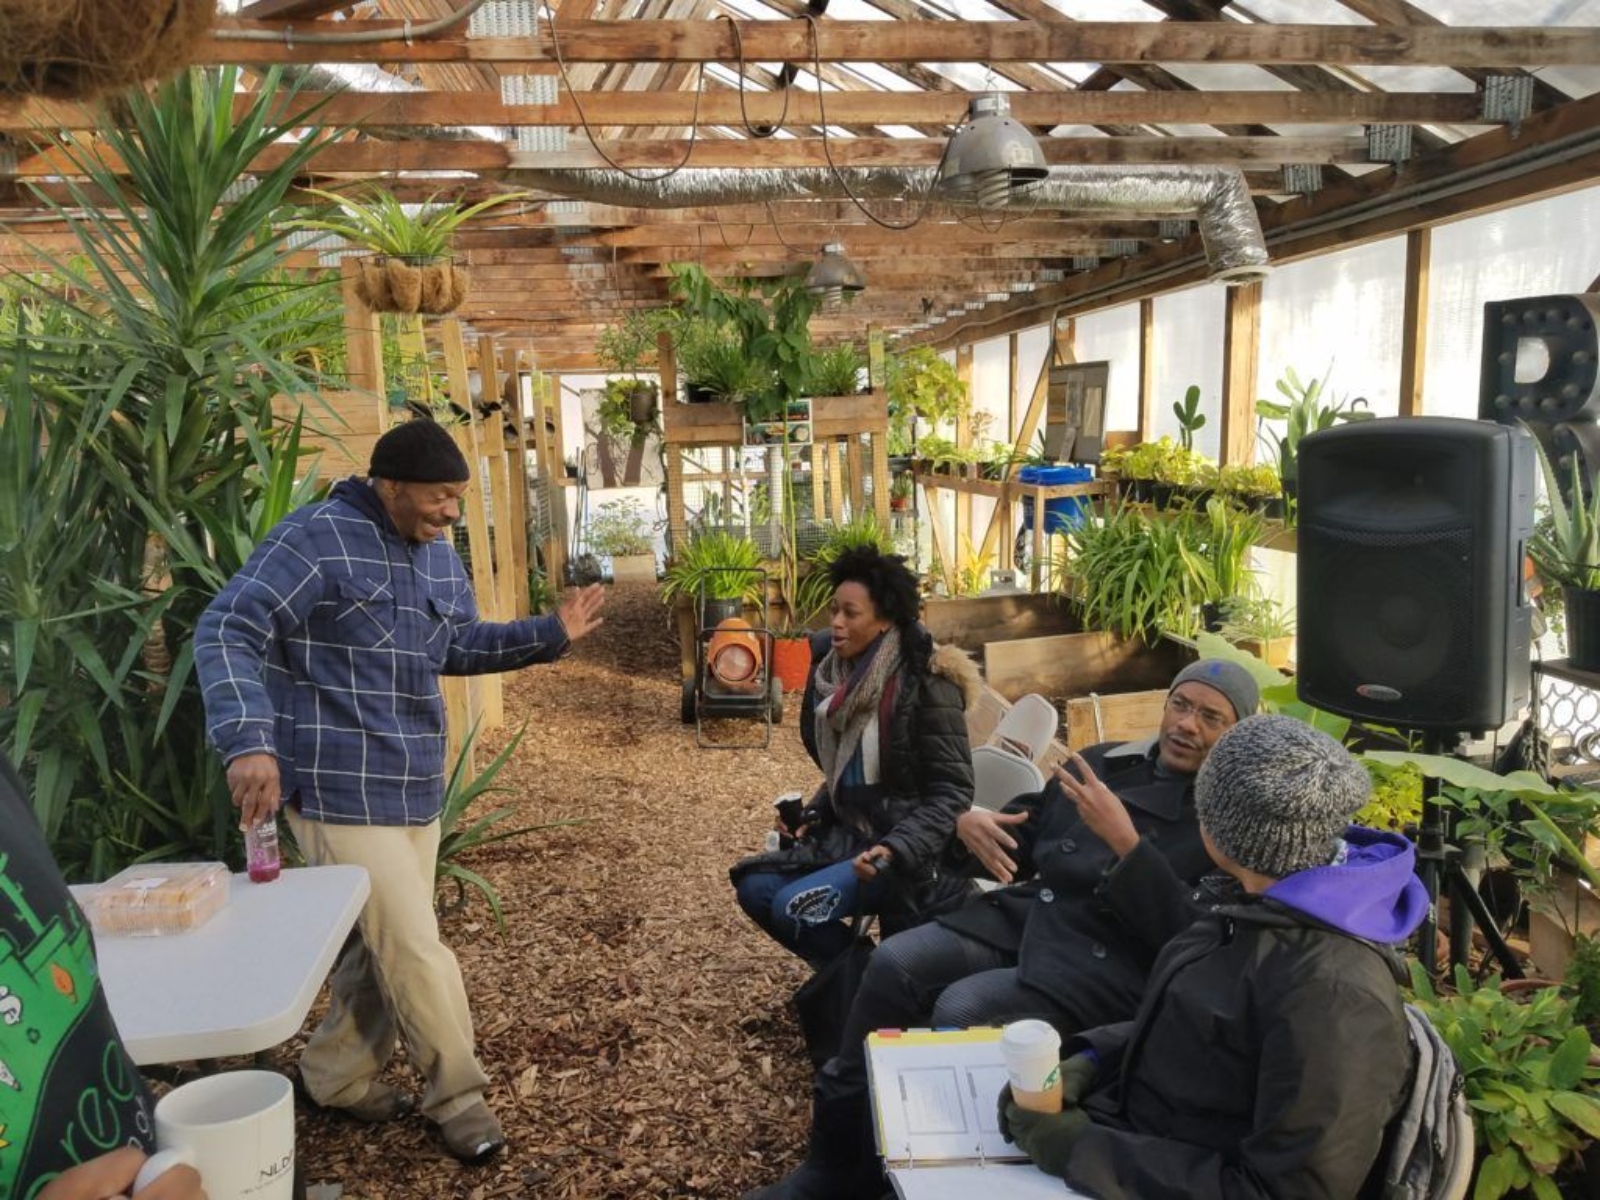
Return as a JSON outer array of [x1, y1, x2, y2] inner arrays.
[[1170, 658, 1260, 721], [1195, 715, 1370, 878]]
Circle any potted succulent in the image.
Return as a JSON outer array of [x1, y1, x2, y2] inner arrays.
[[587, 498, 656, 582], [297, 185, 525, 315], [1255, 365, 1373, 501], [889, 472, 915, 513], [1173, 384, 1208, 453]]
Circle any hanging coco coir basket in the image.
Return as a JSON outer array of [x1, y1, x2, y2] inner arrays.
[[0, 0, 216, 99], [354, 256, 472, 316]]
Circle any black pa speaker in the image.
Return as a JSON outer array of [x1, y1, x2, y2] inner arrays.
[[1296, 417, 1535, 731]]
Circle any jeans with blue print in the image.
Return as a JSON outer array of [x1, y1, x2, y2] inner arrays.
[[735, 857, 894, 966]]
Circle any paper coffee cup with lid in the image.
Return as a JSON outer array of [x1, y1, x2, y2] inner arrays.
[[1001, 1019, 1064, 1113]]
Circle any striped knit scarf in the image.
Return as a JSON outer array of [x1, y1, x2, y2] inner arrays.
[[812, 625, 904, 800]]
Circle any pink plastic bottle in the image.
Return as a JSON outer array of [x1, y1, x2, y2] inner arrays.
[[244, 816, 281, 883]]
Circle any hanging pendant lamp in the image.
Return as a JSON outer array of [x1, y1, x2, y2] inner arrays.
[[937, 93, 1049, 211], [804, 242, 866, 309]]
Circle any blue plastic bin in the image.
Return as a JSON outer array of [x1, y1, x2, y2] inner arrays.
[[1018, 465, 1095, 534]]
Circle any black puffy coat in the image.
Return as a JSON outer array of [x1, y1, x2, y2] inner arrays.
[[939, 739, 1214, 1030], [1062, 901, 1411, 1200], [731, 624, 979, 916]]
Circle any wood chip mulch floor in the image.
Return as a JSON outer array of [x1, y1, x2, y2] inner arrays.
[[264, 583, 819, 1198]]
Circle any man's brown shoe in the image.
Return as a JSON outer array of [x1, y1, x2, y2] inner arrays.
[[437, 1101, 505, 1164]]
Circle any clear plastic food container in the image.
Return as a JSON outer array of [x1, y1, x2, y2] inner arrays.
[[83, 862, 232, 936]]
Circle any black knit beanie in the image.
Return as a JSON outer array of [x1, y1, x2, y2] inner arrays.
[[1195, 714, 1370, 878], [369, 419, 471, 483]]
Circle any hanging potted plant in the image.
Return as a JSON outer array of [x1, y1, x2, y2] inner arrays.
[[1529, 439, 1600, 671], [595, 309, 670, 419], [296, 185, 525, 316]]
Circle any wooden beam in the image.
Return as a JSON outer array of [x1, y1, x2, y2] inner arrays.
[[1137, 298, 1154, 441], [1398, 227, 1431, 416], [1220, 283, 1261, 467], [202, 21, 1600, 69], [0, 90, 1494, 132]]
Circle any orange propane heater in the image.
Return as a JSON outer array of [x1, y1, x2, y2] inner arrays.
[[706, 618, 764, 692]]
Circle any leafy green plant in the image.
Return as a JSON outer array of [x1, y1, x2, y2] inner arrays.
[[1528, 434, 1600, 592], [595, 307, 674, 377], [1216, 462, 1283, 504], [677, 328, 769, 405], [437, 723, 586, 930], [1255, 364, 1373, 488], [296, 184, 526, 259], [1565, 934, 1600, 1026], [1066, 502, 1216, 641], [528, 569, 556, 614], [1409, 963, 1600, 1200], [0, 67, 336, 878], [587, 498, 654, 557], [1216, 596, 1295, 642], [808, 344, 865, 396], [1173, 385, 1207, 453], [1194, 497, 1263, 600], [598, 378, 657, 440], [660, 528, 765, 607], [1356, 759, 1423, 832], [886, 346, 968, 453], [890, 473, 915, 503], [792, 514, 898, 628]]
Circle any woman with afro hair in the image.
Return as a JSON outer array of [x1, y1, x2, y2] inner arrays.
[[731, 545, 980, 967]]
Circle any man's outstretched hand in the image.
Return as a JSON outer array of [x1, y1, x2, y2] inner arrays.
[[557, 584, 606, 643]]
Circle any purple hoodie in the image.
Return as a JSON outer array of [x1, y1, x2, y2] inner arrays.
[[1263, 825, 1428, 944]]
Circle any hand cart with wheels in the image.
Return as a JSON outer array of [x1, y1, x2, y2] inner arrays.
[[680, 568, 784, 748]]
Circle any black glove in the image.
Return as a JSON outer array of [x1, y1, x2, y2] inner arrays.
[[1003, 1099, 1090, 1179], [1059, 1051, 1099, 1107]]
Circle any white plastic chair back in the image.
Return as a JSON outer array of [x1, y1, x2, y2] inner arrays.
[[972, 744, 1046, 813], [991, 694, 1059, 764]]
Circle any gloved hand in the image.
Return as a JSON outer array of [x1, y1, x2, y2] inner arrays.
[[1002, 1098, 1090, 1179], [1059, 1051, 1099, 1107]]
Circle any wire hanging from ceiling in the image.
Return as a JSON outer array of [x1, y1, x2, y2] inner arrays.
[[541, 0, 712, 183]]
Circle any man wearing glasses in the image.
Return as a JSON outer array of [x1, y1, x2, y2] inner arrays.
[[744, 659, 1257, 1200]]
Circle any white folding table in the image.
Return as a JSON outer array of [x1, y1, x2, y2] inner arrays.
[[73, 864, 370, 1065]]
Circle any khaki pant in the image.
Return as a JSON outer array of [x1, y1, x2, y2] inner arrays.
[[287, 811, 490, 1123]]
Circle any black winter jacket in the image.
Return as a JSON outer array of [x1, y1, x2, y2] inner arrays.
[[1063, 900, 1411, 1200], [939, 739, 1213, 1030], [730, 624, 979, 915]]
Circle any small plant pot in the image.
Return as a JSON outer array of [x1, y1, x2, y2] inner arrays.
[[1201, 601, 1226, 634], [1130, 479, 1154, 503], [1187, 486, 1216, 507], [700, 596, 744, 630], [771, 635, 813, 693], [1150, 482, 1176, 510], [627, 382, 659, 427], [609, 552, 657, 583], [1566, 587, 1600, 671], [1262, 496, 1287, 521], [684, 382, 718, 404], [890, 497, 910, 513]]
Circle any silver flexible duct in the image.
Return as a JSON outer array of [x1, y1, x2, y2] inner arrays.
[[277, 63, 1269, 283], [505, 165, 1271, 284]]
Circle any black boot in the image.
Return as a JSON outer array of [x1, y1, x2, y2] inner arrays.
[[741, 1060, 884, 1200]]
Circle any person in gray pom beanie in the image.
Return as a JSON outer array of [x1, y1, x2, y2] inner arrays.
[[1000, 712, 1429, 1198], [1196, 713, 1370, 879]]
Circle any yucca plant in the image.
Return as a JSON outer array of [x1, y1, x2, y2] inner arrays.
[[436, 722, 586, 931], [0, 66, 337, 878]]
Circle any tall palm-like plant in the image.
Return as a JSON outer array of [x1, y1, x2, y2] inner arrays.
[[0, 67, 337, 877]]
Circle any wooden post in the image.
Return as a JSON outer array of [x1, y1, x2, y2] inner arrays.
[[954, 344, 974, 571], [1138, 298, 1155, 442], [1399, 228, 1431, 417], [1220, 283, 1262, 466], [340, 259, 385, 413], [441, 319, 504, 731], [845, 435, 866, 514], [499, 347, 532, 618], [477, 333, 520, 627]]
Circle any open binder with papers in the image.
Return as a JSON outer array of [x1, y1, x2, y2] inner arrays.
[[864, 1027, 1091, 1200]]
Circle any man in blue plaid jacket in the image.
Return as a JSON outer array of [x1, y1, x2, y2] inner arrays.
[[196, 418, 605, 1164]]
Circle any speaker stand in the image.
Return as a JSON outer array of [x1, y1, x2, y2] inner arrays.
[[1414, 730, 1524, 980]]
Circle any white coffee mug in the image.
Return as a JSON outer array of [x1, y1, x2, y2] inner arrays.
[[154, 1070, 294, 1200]]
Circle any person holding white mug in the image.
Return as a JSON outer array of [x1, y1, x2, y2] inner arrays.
[[0, 750, 205, 1200]]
